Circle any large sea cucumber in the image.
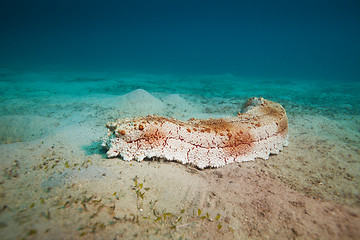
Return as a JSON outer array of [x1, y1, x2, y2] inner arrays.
[[102, 97, 288, 169]]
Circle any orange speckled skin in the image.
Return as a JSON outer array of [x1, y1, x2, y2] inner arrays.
[[103, 97, 288, 168]]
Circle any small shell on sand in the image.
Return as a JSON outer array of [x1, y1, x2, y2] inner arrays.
[[103, 97, 288, 169]]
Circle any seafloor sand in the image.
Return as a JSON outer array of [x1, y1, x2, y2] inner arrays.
[[0, 69, 359, 239]]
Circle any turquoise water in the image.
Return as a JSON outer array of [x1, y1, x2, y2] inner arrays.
[[0, 68, 359, 144]]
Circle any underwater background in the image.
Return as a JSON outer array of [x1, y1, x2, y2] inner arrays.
[[0, 0, 360, 239], [0, 0, 359, 81]]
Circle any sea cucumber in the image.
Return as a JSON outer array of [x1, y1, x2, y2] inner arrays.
[[102, 97, 288, 169]]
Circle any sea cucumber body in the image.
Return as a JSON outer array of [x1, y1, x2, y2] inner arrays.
[[103, 97, 288, 169]]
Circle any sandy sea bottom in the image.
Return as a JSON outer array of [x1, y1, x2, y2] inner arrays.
[[0, 68, 359, 239]]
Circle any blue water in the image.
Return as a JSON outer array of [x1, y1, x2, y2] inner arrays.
[[0, 0, 359, 81]]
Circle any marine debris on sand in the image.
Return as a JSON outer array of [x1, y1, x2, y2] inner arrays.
[[103, 97, 288, 168]]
